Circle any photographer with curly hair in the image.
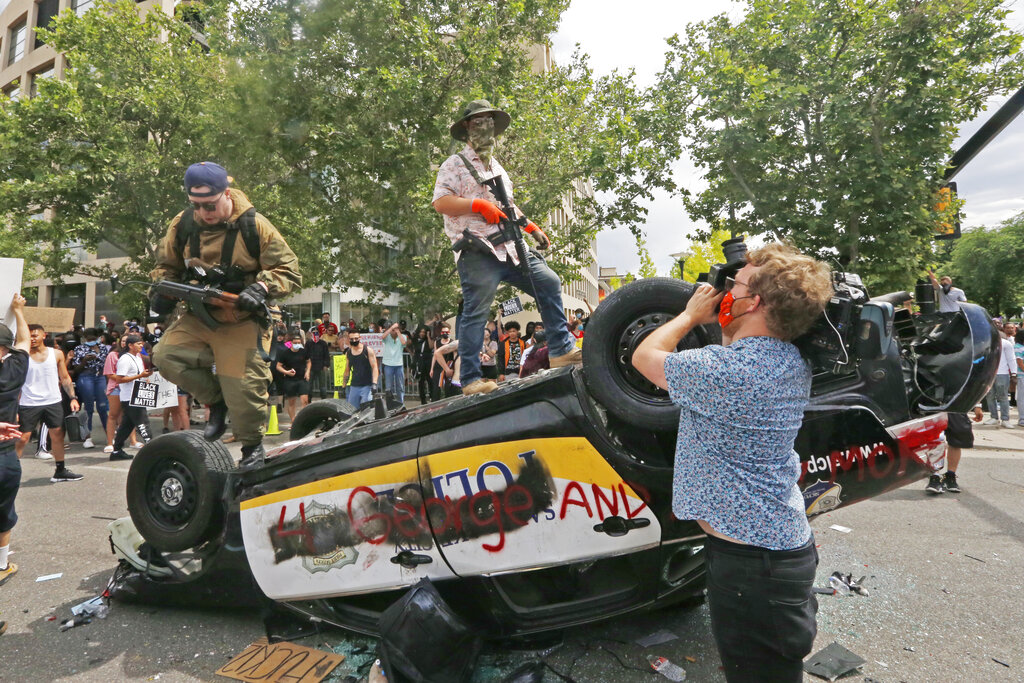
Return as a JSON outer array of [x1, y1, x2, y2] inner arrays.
[[633, 243, 833, 682]]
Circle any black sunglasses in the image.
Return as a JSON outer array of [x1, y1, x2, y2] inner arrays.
[[189, 193, 223, 212]]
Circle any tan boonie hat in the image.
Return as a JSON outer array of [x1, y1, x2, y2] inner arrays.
[[449, 99, 511, 141]]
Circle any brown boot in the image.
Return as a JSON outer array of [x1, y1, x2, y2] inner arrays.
[[549, 348, 583, 368], [462, 379, 499, 395]]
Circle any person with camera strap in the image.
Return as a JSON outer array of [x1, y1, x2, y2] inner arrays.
[[633, 242, 833, 682]]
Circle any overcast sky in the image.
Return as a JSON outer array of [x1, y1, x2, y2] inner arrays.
[[551, 1, 1024, 276]]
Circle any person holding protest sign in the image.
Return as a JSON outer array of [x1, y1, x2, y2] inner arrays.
[[107, 335, 154, 461]]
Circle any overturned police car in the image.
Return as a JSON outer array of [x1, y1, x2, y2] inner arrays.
[[109, 269, 999, 639]]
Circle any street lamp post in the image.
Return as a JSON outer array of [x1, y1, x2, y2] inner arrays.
[[669, 251, 691, 281]]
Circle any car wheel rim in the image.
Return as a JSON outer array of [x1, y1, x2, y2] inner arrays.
[[146, 459, 198, 530], [615, 311, 709, 404]]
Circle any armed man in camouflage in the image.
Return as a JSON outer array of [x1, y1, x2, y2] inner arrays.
[[151, 162, 301, 469], [432, 99, 582, 396]]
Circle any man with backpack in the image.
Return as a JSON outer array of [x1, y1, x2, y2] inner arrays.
[[150, 162, 301, 469]]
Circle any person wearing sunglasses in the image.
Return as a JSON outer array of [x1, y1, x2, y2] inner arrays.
[[151, 162, 301, 470], [632, 243, 833, 683]]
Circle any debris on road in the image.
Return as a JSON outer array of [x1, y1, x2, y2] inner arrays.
[[647, 654, 687, 681], [59, 614, 92, 632], [216, 637, 343, 683], [993, 657, 1011, 668], [803, 642, 866, 681], [828, 524, 852, 533], [903, 646, 916, 652], [35, 572, 62, 582], [71, 596, 108, 619], [827, 572, 869, 596], [965, 554, 986, 563], [635, 628, 679, 647]]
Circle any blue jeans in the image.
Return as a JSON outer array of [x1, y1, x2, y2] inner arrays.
[[456, 249, 574, 386], [75, 373, 109, 433], [987, 375, 1011, 421], [346, 385, 373, 408], [383, 364, 404, 404]]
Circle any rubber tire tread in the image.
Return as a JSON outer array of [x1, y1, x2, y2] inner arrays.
[[582, 277, 720, 431], [126, 431, 234, 552], [290, 398, 358, 440]]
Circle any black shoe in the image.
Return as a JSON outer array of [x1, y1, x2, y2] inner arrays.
[[943, 471, 960, 493], [204, 401, 229, 441], [238, 443, 265, 471], [925, 474, 945, 494], [162, 427, 170, 434], [109, 450, 134, 461], [51, 467, 84, 483]]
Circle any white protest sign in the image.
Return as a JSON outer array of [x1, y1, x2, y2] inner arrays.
[[0, 258, 25, 328], [128, 371, 179, 410], [500, 296, 524, 317], [361, 332, 384, 357]]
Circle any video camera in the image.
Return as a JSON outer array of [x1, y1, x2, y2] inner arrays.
[[703, 237, 863, 375], [705, 237, 748, 292]]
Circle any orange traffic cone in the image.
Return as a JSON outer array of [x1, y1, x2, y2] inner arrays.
[[265, 404, 281, 436]]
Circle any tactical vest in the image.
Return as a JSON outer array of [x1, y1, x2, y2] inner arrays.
[[174, 208, 261, 292]]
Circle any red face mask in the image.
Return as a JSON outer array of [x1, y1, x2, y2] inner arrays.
[[718, 292, 754, 329]]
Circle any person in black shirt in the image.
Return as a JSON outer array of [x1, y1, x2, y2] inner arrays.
[[429, 324, 458, 399], [411, 326, 433, 404], [343, 332, 378, 407], [307, 331, 331, 400], [275, 332, 311, 423], [1, 294, 31, 587]]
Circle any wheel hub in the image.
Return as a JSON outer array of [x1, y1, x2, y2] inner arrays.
[[160, 477, 184, 507], [615, 311, 708, 401]]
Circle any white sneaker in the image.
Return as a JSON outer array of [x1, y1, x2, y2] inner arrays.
[[131, 442, 144, 449], [103, 445, 114, 453], [983, 418, 999, 425], [1001, 421, 1015, 429], [36, 449, 54, 460], [83, 437, 95, 449]]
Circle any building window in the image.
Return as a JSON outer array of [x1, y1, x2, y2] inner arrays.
[[8, 20, 27, 66], [35, 0, 59, 47], [72, 0, 93, 16], [29, 63, 54, 97], [3, 83, 21, 100]]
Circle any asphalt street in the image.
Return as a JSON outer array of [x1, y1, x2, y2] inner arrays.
[[1, 411, 1023, 682]]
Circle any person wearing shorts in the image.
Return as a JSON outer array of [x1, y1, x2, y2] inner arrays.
[[15, 324, 83, 482], [926, 405, 984, 494], [275, 331, 311, 423]]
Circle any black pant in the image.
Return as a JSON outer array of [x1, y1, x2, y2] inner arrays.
[[416, 371, 431, 404], [113, 405, 152, 451], [704, 534, 818, 682]]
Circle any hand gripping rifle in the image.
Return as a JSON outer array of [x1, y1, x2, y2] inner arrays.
[[450, 168, 541, 298], [110, 263, 280, 361]]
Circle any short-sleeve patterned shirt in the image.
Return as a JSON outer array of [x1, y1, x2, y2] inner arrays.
[[432, 145, 520, 265], [664, 336, 812, 550]]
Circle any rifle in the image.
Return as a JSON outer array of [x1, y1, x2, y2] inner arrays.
[[110, 267, 280, 361]]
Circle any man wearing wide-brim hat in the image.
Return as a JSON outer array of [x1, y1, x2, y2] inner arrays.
[[432, 99, 582, 395]]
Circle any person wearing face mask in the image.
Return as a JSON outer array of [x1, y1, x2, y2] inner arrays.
[[632, 243, 833, 683], [69, 328, 111, 450], [926, 269, 967, 313], [150, 162, 302, 470], [276, 332, 311, 423], [432, 99, 583, 397], [342, 333, 378, 408]]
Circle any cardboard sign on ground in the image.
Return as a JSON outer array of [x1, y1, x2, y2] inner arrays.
[[23, 306, 76, 332], [216, 637, 343, 683]]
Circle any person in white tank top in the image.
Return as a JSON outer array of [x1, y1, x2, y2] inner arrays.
[[14, 325, 82, 482]]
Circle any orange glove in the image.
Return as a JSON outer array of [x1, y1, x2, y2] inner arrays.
[[524, 221, 550, 249], [471, 199, 507, 224]]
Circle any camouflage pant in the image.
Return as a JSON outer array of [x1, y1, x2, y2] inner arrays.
[[153, 313, 271, 446]]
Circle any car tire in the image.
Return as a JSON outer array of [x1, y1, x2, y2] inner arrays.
[[290, 398, 358, 440], [126, 431, 234, 552], [582, 277, 721, 431]]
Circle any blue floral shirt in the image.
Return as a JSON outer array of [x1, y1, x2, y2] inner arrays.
[[664, 336, 812, 550]]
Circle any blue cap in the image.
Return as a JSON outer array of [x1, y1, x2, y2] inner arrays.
[[184, 162, 230, 197]]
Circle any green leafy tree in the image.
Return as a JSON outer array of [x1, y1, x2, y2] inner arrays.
[[948, 213, 1024, 317], [668, 226, 733, 282], [0, 0, 222, 288], [656, 0, 1024, 293], [636, 237, 659, 278]]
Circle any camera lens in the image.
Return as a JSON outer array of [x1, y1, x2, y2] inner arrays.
[[721, 237, 748, 265]]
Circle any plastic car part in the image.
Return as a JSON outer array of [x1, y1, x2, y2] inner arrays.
[[289, 398, 358, 440], [582, 277, 720, 431], [126, 431, 234, 552], [107, 517, 173, 577]]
